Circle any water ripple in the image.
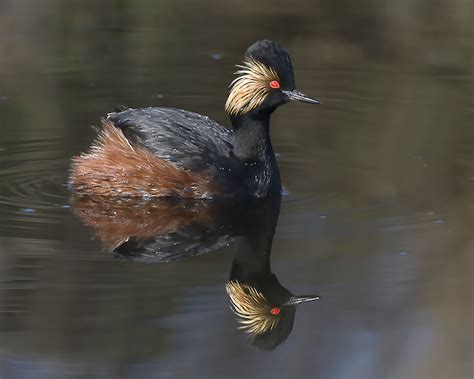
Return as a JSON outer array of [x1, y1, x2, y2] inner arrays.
[[0, 138, 71, 228]]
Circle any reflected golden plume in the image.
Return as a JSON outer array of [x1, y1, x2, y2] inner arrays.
[[226, 281, 280, 336], [225, 59, 279, 116]]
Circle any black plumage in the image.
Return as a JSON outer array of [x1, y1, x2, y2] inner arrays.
[[108, 107, 233, 172], [245, 39, 296, 89]]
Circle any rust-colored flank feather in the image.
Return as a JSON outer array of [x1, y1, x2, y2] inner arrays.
[[69, 120, 218, 199], [73, 197, 215, 250]]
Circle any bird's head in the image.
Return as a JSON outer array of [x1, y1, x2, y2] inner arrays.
[[226, 280, 319, 350], [225, 40, 320, 117]]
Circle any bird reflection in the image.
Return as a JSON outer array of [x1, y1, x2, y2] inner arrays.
[[72, 195, 319, 349], [73, 196, 234, 262], [226, 198, 319, 350]]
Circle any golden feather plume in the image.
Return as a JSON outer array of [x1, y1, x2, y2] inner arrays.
[[225, 281, 280, 336], [225, 59, 279, 116]]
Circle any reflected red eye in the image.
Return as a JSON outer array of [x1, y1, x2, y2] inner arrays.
[[269, 80, 280, 89], [270, 307, 281, 315]]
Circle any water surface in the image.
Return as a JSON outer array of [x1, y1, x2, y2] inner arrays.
[[0, 1, 472, 378]]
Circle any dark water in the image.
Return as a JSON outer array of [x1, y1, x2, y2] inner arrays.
[[0, 1, 473, 378]]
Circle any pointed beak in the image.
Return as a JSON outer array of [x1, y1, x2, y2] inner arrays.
[[283, 90, 320, 105], [283, 295, 320, 306]]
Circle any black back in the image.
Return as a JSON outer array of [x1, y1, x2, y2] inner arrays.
[[108, 107, 234, 172]]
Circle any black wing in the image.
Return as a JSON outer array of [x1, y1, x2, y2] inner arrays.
[[107, 107, 234, 171]]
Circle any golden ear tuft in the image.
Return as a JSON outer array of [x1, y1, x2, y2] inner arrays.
[[225, 281, 281, 336], [225, 59, 280, 116]]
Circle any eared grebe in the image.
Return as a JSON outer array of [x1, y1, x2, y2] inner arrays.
[[69, 40, 320, 199]]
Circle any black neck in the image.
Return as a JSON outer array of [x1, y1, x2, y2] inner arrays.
[[229, 112, 281, 196], [229, 197, 281, 282], [230, 113, 273, 161]]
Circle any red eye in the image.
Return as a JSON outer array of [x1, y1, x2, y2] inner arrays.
[[269, 80, 280, 89], [270, 307, 281, 315]]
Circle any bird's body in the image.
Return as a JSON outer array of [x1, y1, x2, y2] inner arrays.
[[109, 107, 281, 198], [69, 40, 319, 199]]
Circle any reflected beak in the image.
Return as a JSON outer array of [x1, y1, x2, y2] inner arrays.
[[283, 90, 320, 105], [283, 295, 320, 306]]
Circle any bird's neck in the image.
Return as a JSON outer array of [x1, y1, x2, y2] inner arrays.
[[230, 113, 273, 161], [230, 113, 281, 196], [229, 198, 281, 281]]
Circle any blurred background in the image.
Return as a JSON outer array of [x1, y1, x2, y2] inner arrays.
[[0, 0, 472, 378]]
